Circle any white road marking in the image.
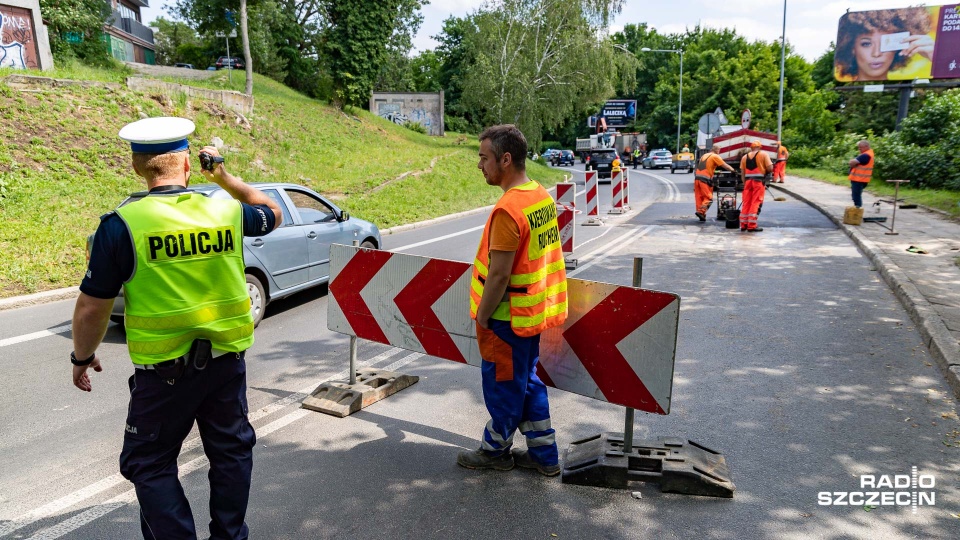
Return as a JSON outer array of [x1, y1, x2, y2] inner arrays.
[[631, 169, 682, 202], [567, 226, 655, 278], [390, 225, 485, 252], [2, 347, 408, 539], [0, 324, 73, 348]]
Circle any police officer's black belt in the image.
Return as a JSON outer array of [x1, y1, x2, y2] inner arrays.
[[133, 353, 235, 370]]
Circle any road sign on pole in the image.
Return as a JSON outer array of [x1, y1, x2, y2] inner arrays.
[[327, 244, 680, 414]]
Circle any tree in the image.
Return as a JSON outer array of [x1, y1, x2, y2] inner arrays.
[[460, 0, 622, 149], [38, 0, 110, 63], [240, 0, 253, 95]]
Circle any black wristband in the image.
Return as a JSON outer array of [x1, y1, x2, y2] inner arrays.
[[71, 351, 96, 366]]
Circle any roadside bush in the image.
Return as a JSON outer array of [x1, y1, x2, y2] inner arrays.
[[784, 146, 821, 168], [444, 115, 474, 134], [403, 121, 428, 134]]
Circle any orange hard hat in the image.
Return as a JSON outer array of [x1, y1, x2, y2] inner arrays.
[[750, 140, 762, 149]]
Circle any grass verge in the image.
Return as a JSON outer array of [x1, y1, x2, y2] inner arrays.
[[791, 167, 960, 218], [0, 65, 566, 298]]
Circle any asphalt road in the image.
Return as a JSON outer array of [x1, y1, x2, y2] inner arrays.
[[1, 164, 957, 539]]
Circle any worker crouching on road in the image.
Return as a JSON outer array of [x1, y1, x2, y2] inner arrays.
[[460, 124, 569, 477], [71, 117, 282, 539], [739, 140, 774, 232], [694, 148, 735, 222]]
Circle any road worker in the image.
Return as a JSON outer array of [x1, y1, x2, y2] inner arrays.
[[460, 124, 568, 476], [848, 140, 874, 208], [693, 148, 735, 222], [739, 140, 774, 232], [773, 141, 789, 183], [681, 144, 690, 153]]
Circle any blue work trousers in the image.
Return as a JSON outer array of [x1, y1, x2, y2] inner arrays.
[[119, 352, 255, 540], [851, 181, 867, 208], [477, 319, 558, 466]]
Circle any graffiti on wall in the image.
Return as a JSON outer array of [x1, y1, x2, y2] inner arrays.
[[373, 95, 443, 135], [0, 6, 39, 70]]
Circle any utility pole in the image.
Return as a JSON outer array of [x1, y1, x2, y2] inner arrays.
[[776, 0, 787, 142]]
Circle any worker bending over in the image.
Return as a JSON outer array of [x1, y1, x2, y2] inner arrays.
[[693, 148, 735, 222]]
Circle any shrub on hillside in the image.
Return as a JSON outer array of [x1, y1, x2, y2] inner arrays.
[[403, 121, 428, 134]]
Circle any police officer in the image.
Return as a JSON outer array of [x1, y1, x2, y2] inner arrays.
[[70, 117, 281, 539], [459, 124, 568, 476]]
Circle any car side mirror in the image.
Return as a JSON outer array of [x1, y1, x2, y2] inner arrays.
[[339, 211, 350, 222]]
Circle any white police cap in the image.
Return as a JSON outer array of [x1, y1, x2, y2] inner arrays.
[[118, 117, 195, 154]]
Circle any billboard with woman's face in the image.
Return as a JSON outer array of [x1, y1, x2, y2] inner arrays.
[[835, 4, 960, 82]]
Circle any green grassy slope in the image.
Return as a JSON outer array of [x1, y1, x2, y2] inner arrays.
[[0, 66, 567, 297]]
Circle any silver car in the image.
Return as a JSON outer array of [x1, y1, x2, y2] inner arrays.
[[105, 183, 382, 327]]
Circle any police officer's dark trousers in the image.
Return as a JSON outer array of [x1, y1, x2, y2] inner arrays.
[[120, 352, 255, 540], [477, 319, 559, 466]]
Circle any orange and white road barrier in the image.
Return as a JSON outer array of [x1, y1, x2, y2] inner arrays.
[[609, 170, 625, 214]]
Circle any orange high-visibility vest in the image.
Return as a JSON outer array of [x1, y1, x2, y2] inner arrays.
[[695, 152, 721, 183], [777, 145, 788, 163], [849, 149, 874, 183], [742, 151, 766, 181], [470, 181, 568, 337]]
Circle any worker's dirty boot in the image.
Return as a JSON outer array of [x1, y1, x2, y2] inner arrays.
[[512, 449, 561, 477], [695, 212, 705, 222], [748, 228, 764, 233], [457, 448, 514, 471]]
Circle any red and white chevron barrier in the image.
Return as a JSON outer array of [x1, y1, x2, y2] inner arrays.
[[609, 170, 625, 214], [583, 170, 602, 226], [555, 182, 576, 257], [328, 244, 680, 414], [622, 168, 630, 207]]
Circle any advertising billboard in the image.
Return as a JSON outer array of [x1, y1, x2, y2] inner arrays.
[[835, 4, 960, 82], [599, 99, 637, 128]]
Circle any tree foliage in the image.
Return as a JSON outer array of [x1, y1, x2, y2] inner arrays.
[[459, 0, 624, 148], [38, 0, 110, 63]]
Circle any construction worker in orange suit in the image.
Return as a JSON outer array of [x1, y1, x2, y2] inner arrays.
[[460, 124, 568, 477], [739, 140, 774, 232], [773, 142, 789, 183], [693, 148, 735, 221]]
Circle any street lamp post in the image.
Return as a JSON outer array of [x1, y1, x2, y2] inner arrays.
[[776, 0, 787, 142], [640, 47, 684, 154]]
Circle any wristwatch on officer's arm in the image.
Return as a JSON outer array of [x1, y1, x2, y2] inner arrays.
[[70, 351, 96, 366]]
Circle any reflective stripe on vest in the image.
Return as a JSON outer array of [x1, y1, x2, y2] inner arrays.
[[116, 193, 254, 364], [743, 151, 766, 181], [695, 153, 716, 183], [848, 149, 874, 183], [470, 181, 568, 337]]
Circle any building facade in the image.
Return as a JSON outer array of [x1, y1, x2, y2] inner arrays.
[[103, 0, 154, 64]]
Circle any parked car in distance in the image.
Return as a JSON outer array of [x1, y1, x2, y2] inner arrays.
[[94, 183, 381, 328], [586, 148, 619, 181], [552, 149, 575, 166], [174, 63, 195, 69], [642, 149, 673, 169], [215, 56, 244, 70]]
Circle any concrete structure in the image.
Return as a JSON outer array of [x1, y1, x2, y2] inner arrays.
[[126, 76, 254, 115], [103, 0, 155, 65], [0, 0, 54, 70], [370, 91, 444, 136]]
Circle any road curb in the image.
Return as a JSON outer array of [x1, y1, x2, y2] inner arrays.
[[379, 204, 493, 236], [771, 183, 960, 398], [0, 287, 79, 312]]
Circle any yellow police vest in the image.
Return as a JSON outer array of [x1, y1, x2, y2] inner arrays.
[[116, 193, 254, 364]]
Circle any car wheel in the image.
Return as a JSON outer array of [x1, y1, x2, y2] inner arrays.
[[247, 274, 266, 328], [670, 168, 675, 174], [360, 240, 377, 250]]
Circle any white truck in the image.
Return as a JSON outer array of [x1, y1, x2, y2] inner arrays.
[[576, 132, 619, 163]]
